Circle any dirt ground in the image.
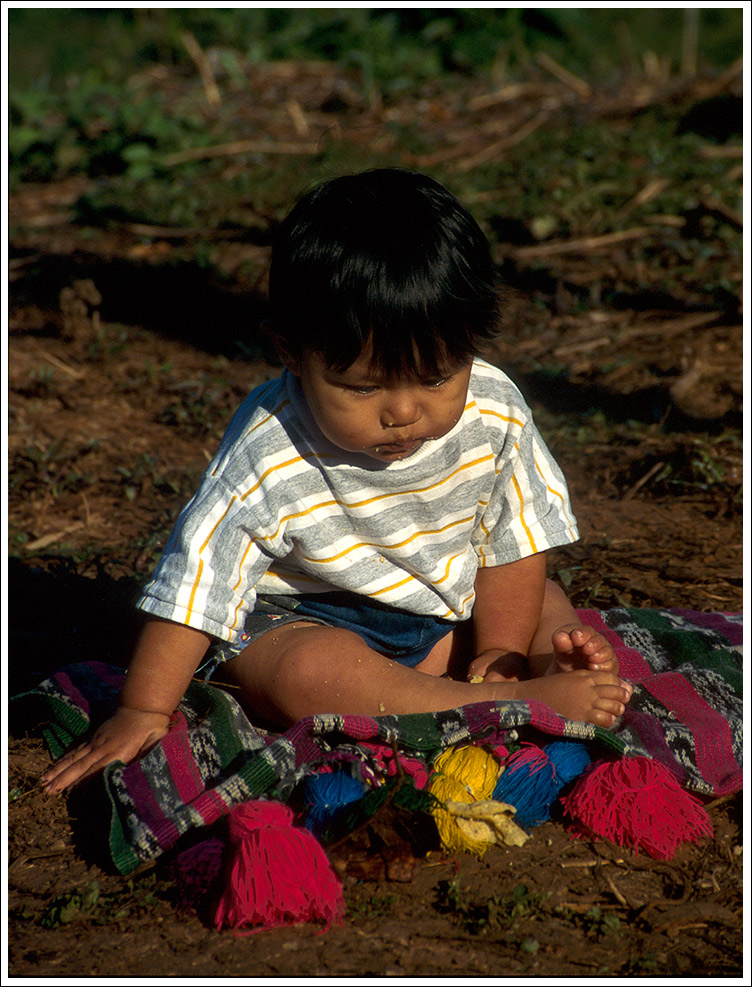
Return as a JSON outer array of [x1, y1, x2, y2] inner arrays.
[[7, 58, 743, 979]]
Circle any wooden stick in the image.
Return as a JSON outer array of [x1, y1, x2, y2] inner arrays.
[[468, 82, 550, 111], [456, 109, 549, 171], [620, 178, 670, 214], [512, 227, 651, 260], [163, 139, 321, 167], [618, 310, 723, 341], [181, 30, 221, 108], [698, 54, 743, 99], [24, 522, 84, 552], [536, 52, 592, 99], [38, 348, 84, 379], [123, 222, 261, 240], [285, 99, 310, 137], [681, 8, 699, 77], [697, 145, 742, 159], [623, 461, 666, 501], [702, 197, 743, 229]]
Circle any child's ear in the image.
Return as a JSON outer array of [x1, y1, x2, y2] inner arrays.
[[262, 321, 301, 375]]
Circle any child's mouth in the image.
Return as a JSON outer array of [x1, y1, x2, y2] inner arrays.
[[373, 439, 422, 458]]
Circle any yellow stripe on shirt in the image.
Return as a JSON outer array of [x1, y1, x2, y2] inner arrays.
[[479, 406, 525, 428], [252, 454, 494, 546], [511, 473, 538, 554], [298, 514, 475, 566], [533, 455, 576, 536]]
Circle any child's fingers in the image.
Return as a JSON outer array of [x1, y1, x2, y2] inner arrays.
[[43, 745, 110, 794], [42, 741, 92, 783], [42, 721, 169, 794]]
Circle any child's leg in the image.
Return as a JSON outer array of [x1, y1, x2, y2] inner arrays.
[[527, 579, 618, 677], [223, 618, 630, 728]]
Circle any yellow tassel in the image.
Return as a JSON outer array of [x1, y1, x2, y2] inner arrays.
[[429, 745, 517, 856]]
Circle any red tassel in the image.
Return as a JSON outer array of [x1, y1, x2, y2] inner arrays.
[[561, 756, 713, 859], [214, 801, 345, 933]]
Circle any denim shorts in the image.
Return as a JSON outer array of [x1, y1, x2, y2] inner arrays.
[[201, 591, 457, 678]]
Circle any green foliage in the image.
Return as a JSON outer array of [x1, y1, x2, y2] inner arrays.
[[9, 8, 743, 94], [348, 891, 398, 921], [8, 9, 742, 273], [40, 876, 172, 928], [582, 905, 622, 938], [9, 71, 205, 186], [453, 111, 740, 255], [435, 878, 549, 936], [623, 951, 659, 974]]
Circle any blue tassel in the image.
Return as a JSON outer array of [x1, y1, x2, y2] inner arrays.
[[545, 740, 592, 786], [493, 741, 591, 828], [303, 771, 366, 836]]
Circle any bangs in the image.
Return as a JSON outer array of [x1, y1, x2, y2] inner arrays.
[[269, 169, 500, 375], [318, 304, 494, 379]]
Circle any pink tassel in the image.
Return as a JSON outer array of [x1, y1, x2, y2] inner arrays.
[[214, 801, 345, 933], [561, 756, 713, 859]]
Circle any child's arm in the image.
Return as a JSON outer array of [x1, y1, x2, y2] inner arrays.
[[42, 619, 211, 794], [467, 553, 547, 680]]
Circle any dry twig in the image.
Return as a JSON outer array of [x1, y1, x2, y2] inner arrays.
[[536, 52, 592, 100], [181, 30, 221, 108], [512, 227, 651, 261], [163, 139, 321, 166]]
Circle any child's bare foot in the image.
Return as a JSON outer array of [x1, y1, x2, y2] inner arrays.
[[551, 623, 618, 675], [507, 669, 631, 728], [467, 650, 528, 683]]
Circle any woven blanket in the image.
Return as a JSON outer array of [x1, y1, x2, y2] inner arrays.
[[14, 607, 742, 875]]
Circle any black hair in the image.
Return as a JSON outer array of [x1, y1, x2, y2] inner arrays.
[[268, 169, 499, 377]]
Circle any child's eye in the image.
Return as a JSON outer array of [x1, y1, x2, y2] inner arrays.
[[346, 385, 379, 395], [424, 374, 453, 388]]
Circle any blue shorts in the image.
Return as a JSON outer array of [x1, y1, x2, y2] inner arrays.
[[201, 592, 458, 678]]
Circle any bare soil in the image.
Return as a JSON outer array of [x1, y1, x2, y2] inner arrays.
[[7, 58, 743, 978]]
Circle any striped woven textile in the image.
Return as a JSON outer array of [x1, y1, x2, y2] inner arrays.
[[13, 608, 742, 875]]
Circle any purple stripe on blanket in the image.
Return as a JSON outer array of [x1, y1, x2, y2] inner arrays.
[[54, 671, 93, 720], [642, 672, 739, 793], [670, 609, 743, 646], [122, 760, 184, 848], [88, 661, 127, 688], [160, 713, 206, 805], [191, 789, 243, 829], [619, 707, 680, 780]]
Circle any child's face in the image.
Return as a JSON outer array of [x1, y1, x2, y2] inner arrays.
[[287, 348, 473, 463]]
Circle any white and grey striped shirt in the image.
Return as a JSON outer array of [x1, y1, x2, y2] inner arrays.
[[138, 358, 578, 642]]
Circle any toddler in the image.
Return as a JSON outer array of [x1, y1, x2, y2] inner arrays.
[[44, 169, 631, 793]]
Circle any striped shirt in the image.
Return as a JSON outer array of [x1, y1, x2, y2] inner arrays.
[[138, 358, 578, 642]]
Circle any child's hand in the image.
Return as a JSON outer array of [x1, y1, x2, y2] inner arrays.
[[41, 707, 171, 795]]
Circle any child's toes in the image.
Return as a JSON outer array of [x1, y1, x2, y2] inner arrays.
[[569, 627, 590, 647], [552, 628, 576, 654], [589, 647, 618, 673], [587, 646, 611, 665]]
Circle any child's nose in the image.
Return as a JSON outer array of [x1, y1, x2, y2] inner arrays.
[[381, 391, 421, 428]]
